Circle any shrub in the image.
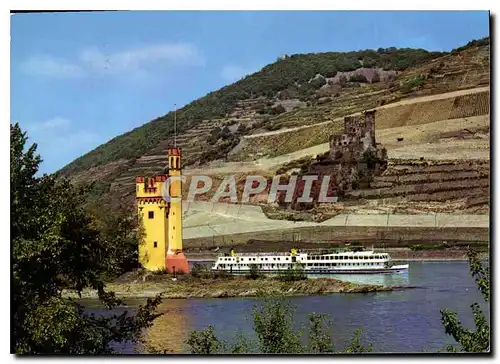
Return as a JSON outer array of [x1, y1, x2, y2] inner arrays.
[[271, 104, 286, 115], [440, 248, 490, 352], [400, 75, 425, 94], [211, 269, 233, 280], [191, 263, 211, 278], [186, 326, 222, 354], [309, 75, 327, 89], [277, 263, 307, 282], [349, 74, 368, 83], [236, 123, 247, 134], [247, 264, 262, 280]]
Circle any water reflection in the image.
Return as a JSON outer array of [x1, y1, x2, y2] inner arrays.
[[308, 272, 410, 287], [143, 299, 190, 353]]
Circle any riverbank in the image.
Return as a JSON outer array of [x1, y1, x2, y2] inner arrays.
[[63, 276, 392, 300]]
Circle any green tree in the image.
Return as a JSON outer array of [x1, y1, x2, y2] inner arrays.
[[307, 313, 335, 353], [86, 201, 142, 279], [440, 248, 490, 353], [247, 264, 262, 280], [252, 299, 303, 354], [186, 326, 222, 354], [186, 298, 373, 354], [11, 123, 161, 354], [277, 263, 307, 282]]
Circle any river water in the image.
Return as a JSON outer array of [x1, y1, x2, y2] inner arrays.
[[82, 261, 490, 354]]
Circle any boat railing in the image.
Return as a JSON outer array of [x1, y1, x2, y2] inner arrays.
[[218, 251, 294, 257]]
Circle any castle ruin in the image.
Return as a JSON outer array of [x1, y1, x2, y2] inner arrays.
[[329, 110, 378, 161]]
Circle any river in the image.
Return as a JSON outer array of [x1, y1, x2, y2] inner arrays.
[[82, 260, 490, 354]]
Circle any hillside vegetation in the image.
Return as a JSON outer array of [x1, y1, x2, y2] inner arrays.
[[57, 37, 490, 208], [59, 47, 451, 176]]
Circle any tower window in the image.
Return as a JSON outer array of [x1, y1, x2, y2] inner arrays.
[[153, 241, 158, 248], [173, 226, 175, 230], [148, 211, 154, 219]]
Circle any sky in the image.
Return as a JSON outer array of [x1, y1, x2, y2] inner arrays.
[[10, 10, 490, 174]]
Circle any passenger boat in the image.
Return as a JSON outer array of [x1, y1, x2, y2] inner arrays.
[[211, 248, 408, 275]]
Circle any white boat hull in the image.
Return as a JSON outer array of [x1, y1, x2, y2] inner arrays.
[[211, 250, 409, 276], [211, 264, 409, 275]]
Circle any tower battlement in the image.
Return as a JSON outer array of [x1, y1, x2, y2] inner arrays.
[[135, 175, 168, 199]]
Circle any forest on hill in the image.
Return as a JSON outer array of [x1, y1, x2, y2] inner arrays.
[[59, 40, 491, 177]]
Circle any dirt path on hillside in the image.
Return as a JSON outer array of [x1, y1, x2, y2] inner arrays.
[[244, 86, 490, 139], [183, 115, 490, 176]]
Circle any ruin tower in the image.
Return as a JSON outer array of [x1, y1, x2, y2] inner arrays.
[[364, 110, 376, 146], [165, 147, 189, 274], [136, 174, 169, 271]]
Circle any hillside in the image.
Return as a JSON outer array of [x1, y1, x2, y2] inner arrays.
[[58, 37, 490, 210]]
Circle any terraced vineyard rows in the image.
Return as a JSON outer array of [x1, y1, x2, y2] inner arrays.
[[345, 160, 490, 209], [232, 89, 490, 161], [448, 92, 490, 119], [108, 119, 226, 199]]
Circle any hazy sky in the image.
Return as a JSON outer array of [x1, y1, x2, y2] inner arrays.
[[11, 10, 490, 173]]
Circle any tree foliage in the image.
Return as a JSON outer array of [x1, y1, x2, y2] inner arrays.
[[451, 37, 490, 53], [185, 298, 373, 354], [11, 123, 162, 354], [401, 75, 426, 93], [440, 248, 490, 353]]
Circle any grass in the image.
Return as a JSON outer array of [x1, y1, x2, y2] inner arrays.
[[62, 275, 391, 300]]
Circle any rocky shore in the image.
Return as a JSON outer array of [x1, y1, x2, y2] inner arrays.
[[63, 276, 392, 300]]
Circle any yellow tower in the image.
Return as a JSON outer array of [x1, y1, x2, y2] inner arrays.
[[165, 147, 189, 274], [136, 174, 169, 271]]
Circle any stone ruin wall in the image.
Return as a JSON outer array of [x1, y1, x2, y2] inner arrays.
[[276, 110, 388, 210]]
